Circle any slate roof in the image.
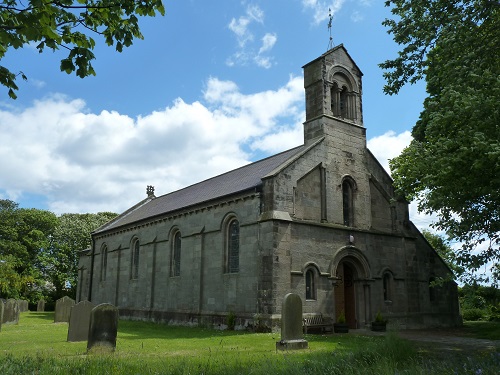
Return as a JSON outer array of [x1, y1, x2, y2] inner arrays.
[[94, 145, 306, 235]]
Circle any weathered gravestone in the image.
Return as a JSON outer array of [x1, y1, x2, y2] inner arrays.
[[67, 300, 96, 342], [17, 299, 28, 312], [54, 296, 75, 323], [37, 299, 45, 312], [87, 303, 119, 352], [2, 299, 20, 325], [276, 293, 308, 351]]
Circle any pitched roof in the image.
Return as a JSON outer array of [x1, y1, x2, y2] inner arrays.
[[94, 145, 306, 234]]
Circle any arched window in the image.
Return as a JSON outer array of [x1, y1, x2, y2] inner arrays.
[[100, 244, 108, 281], [330, 73, 357, 121], [342, 178, 354, 226], [171, 231, 181, 277], [305, 268, 316, 300], [227, 219, 240, 273], [131, 238, 140, 279], [383, 272, 392, 302]]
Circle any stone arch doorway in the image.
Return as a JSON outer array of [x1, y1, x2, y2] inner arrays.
[[331, 247, 372, 329]]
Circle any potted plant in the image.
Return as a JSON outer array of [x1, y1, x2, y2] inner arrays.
[[371, 311, 387, 332], [333, 311, 349, 333]]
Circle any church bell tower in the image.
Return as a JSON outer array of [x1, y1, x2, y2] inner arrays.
[[302, 45, 365, 145]]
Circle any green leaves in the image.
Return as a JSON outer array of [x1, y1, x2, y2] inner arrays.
[[385, 0, 500, 281], [0, 0, 165, 98], [43, 212, 117, 299]]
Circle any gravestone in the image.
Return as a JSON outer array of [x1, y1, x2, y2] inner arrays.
[[54, 296, 75, 323], [87, 303, 119, 351], [67, 300, 96, 342], [276, 293, 308, 351], [2, 299, 20, 325], [17, 299, 28, 312], [37, 299, 45, 312]]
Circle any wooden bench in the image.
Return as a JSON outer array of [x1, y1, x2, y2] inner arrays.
[[302, 314, 333, 334]]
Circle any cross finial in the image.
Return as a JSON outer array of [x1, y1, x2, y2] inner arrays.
[[327, 8, 334, 50]]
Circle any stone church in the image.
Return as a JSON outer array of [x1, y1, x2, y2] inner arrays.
[[77, 45, 461, 330]]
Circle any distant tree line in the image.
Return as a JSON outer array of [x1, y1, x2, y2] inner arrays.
[[0, 199, 116, 307]]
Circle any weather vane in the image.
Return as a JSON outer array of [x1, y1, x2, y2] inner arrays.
[[327, 8, 334, 50]]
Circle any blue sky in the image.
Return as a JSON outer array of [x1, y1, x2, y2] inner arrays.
[[0, 0, 430, 226]]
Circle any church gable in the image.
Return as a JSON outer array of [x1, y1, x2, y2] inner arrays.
[[294, 164, 323, 221]]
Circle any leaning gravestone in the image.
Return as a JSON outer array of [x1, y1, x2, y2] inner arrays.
[[67, 300, 96, 342], [54, 296, 75, 323], [87, 303, 119, 352], [276, 293, 308, 350], [37, 299, 45, 312], [2, 299, 20, 325]]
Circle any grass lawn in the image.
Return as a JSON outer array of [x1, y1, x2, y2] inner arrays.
[[0, 312, 498, 374], [462, 321, 500, 340]]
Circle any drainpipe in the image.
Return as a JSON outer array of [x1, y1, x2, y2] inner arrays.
[[88, 237, 96, 301]]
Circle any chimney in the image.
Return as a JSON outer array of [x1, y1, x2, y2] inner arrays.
[[146, 185, 155, 199]]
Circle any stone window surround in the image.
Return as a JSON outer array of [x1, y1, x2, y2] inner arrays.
[[170, 229, 181, 277], [225, 216, 240, 274], [305, 267, 317, 301], [130, 237, 140, 280]]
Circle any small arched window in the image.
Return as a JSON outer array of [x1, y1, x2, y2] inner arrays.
[[131, 238, 140, 280], [342, 178, 354, 227], [227, 219, 240, 273], [305, 268, 316, 300], [100, 244, 108, 281], [383, 272, 392, 302], [171, 231, 181, 277]]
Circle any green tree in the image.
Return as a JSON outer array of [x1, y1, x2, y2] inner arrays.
[[0, 255, 24, 298], [0, 0, 165, 98], [41, 212, 117, 299], [381, 1, 500, 281], [0, 199, 57, 300]]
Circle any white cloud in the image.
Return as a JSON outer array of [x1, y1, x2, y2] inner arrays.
[[258, 33, 277, 54], [228, 4, 264, 48], [302, 0, 346, 24], [367, 130, 412, 175], [227, 5, 277, 68], [367, 130, 437, 232], [228, 16, 253, 48], [0, 82, 435, 234], [246, 4, 265, 23], [0, 77, 304, 215], [350, 10, 364, 22]]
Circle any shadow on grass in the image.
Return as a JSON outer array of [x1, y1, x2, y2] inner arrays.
[[24, 311, 54, 321], [117, 320, 259, 340]]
